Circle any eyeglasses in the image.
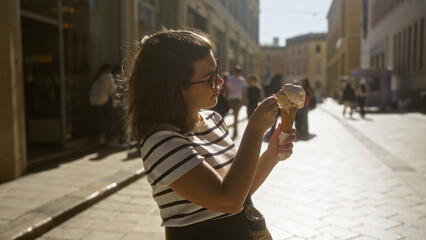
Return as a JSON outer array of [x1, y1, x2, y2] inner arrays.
[[186, 59, 219, 90]]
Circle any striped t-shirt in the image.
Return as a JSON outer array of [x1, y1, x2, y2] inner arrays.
[[140, 110, 238, 227]]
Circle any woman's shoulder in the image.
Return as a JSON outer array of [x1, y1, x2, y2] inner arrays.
[[141, 124, 187, 148]]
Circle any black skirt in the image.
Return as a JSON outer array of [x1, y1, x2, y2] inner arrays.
[[165, 210, 251, 240]]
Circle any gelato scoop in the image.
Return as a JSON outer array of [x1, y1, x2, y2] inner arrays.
[[276, 84, 305, 113]]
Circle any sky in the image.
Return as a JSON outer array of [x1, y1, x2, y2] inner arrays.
[[259, 0, 333, 46]]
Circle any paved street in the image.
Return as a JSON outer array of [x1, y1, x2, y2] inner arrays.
[[2, 99, 426, 240]]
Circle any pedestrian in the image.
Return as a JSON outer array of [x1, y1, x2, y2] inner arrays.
[[356, 80, 368, 118], [265, 74, 283, 136], [226, 65, 246, 139], [210, 71, 230, 118], [90, 64, 116, 145], [342, 82, 356, 118], [244, 75, 264, 118], [124, 29, 296, 239], [295, 78, 314, 140], [111, 64, 126, 145]]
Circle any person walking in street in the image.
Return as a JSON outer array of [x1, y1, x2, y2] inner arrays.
[[295, 78, 314, 140], [210, 71, 230, 118], [263, 74, 283, 139], [342, 82, 356, 118], [226, 65, 246, 139], [356, 80, 368, 118], [124, 29, 296, 240], [90, 64, 117, 145], [244, 75, 264, 118]]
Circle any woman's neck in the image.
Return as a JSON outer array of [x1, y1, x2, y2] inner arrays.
[[191, 112, 202, 123]]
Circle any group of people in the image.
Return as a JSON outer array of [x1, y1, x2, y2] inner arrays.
[[341, 80, 368, 119], [211, 67, 318, 141], [211, 65, 265, 139]]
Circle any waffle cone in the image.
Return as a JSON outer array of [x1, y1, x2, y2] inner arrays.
[[281, 107, 298, 134]]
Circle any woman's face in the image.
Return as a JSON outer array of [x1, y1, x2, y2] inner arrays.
[[182, 51, 223, 116]]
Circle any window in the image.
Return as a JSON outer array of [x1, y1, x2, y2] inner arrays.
[[316, 44, 321, 53], [138, 2, 156, 38], [420, 18, 424, 70], [408, 26, 412, 72], [393, 34, 398, 73], [414, 22, 418, 72], [187, 7, 206, 31]]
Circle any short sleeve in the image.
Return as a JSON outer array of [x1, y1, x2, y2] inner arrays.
[[141, 130, 204, 187]]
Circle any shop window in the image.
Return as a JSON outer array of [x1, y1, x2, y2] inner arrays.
[[187, 7, 206, 31], [21, 0, 58, 19]]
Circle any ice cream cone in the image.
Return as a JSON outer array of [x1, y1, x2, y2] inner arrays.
[[281, 107, 298, 134]]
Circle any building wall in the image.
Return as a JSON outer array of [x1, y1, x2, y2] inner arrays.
[[285, 33, 327, 94], [0, 0, 27, 181], [0, 0, 125, 181], [155, 0, 260, 76], [259, 47, 285, 86], [326, 0, 362, 97], [362, 0, 426, 104]]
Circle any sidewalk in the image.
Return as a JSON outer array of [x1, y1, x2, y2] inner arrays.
[[0, 146, 146, 239], [253, 99, 426, 239], [1, 100, 426, 239]]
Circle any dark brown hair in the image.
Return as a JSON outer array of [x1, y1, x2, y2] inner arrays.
[[125, 29, 213, 141]]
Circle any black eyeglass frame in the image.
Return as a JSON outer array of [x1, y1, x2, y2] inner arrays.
[[185, 59, 220, 90]]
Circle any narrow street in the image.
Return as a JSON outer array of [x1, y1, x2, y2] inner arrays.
[[32, 100, 426, 239]]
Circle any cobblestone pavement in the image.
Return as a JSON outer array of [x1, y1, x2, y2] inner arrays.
[[31, 100, 426, 239]]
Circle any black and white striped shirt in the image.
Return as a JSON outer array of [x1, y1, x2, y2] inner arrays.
[[140, 110, 238, 227]]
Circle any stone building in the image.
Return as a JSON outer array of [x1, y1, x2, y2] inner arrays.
[[361, 0, 426, 106], [284, 33, 328, 95], [0, 0, 259, 181], [326, 0, 362, 98], [259, 38, 285, 86]]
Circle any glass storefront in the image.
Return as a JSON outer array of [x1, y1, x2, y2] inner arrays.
[[20, 0, 120, 160]]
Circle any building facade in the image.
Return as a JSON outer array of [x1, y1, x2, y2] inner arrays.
[[158, 0, 260, 76], [361, 0, 426, 106], [259, 39, 285, 86], [326, 0, 362, 98], [284, 33, 328, 95], [0, 0, 260, 181]]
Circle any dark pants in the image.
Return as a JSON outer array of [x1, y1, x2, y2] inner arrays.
[[295, 106, 309, 139], [228, 99, 243, 137], [165, 211, 251, 240], [99, 99, 114, 137], [246, 103, 257, 119], [358, 97, 366, 117]]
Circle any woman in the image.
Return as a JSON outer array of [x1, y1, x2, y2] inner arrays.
[[342, 82, 356, 118], [295, 78, 314, 140], [125, 29, 296, 239]]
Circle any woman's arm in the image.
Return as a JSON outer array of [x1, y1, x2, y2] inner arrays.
[[249, 125, 296, 195], [170, 97, 279, 213]]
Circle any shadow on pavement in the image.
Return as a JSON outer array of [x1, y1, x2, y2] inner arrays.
[[122, 149, 142, 161], [89, 146, 125, 161], [296, 133, 316, 141]]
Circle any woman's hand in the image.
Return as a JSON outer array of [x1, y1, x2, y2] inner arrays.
[[267, 123, 296, 162], [248, 96, 279, 133]]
